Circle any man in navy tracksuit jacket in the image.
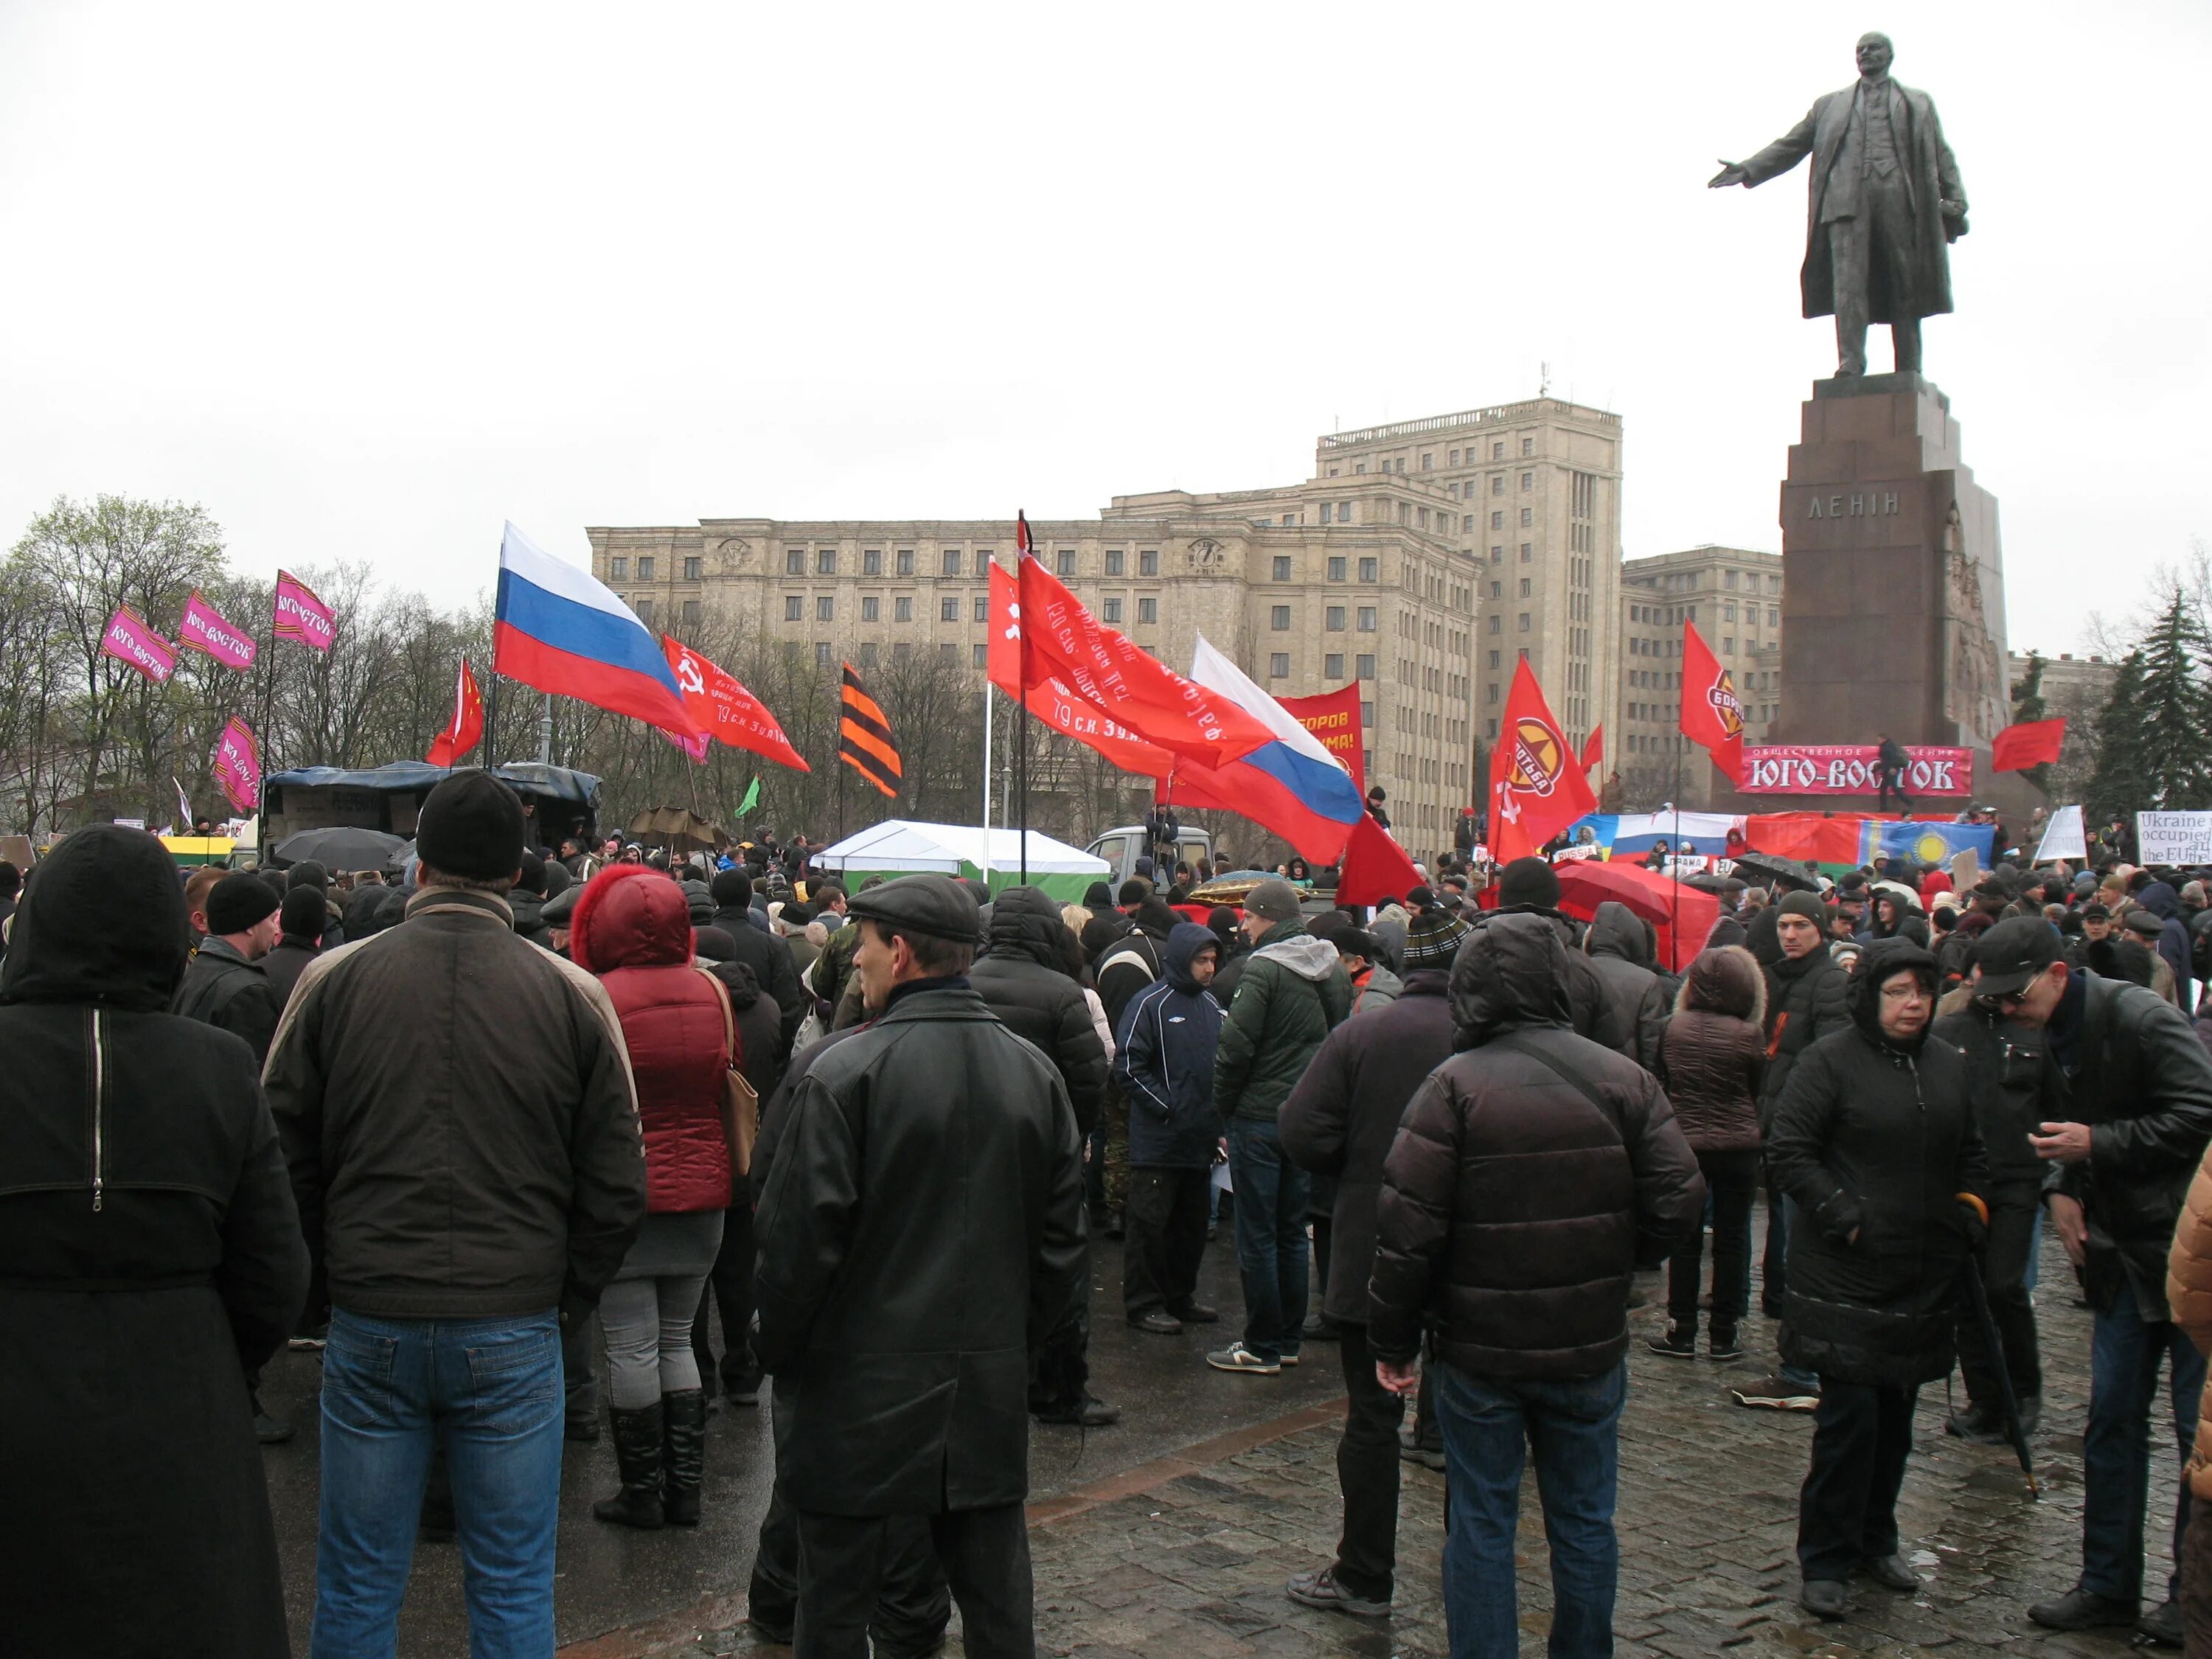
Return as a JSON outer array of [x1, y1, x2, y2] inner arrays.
[[1114, 922, 1225, 1333]]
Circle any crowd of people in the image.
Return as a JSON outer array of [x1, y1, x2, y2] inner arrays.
[[10, 783, 2212, 1658]]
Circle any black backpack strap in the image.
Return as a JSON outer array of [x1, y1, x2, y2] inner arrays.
[[1489, 1030, 1626, 1132]]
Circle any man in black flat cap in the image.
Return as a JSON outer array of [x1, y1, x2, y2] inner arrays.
[[755, 874, 1087, 1659], [172, 870, 285, 1066]]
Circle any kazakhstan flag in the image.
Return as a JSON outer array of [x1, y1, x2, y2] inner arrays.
[[1863, 819, 1995, 866]]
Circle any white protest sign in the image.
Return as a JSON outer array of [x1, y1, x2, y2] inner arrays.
[[2035, 804, 2087, 864], [2137, 811, 2212, 865]]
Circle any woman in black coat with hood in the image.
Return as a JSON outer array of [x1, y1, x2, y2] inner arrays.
[[1766, 937, 1989, 1624], [0, 826, 310, 1657]]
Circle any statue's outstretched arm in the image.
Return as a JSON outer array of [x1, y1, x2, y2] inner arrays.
[[1719, 109, 1818, 189]]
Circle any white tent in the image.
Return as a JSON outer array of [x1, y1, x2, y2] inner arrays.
[[813, 819, 1109, 900]]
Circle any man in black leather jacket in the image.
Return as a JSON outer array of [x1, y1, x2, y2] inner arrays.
[[1988, 919, 2212, 1647]]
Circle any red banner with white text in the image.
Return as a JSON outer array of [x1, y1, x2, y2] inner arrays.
[[1739, 744, 1974, 797]]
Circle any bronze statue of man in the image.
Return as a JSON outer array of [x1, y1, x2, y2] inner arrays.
[[1711, 33, 1967, 378]]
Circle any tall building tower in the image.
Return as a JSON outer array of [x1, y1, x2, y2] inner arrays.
[[1311, 397, 1623, 771]]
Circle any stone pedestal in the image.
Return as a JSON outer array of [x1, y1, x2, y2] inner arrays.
[[1725, 372, 2032, 816]]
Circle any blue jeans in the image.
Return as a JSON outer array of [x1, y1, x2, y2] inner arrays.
[[1227, 1117, 1308, 1364], [2082, 1295, 2208, 1604], [1432, 1360, 1626, 1659], [313, 1308, 566, 1659]]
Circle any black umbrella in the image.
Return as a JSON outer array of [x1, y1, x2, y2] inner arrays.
[[1728, 850, 1822, 894], [274, 827, 409, 871], [1959, 1253, 2040, 1499]]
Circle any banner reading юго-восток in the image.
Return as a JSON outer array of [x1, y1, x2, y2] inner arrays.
[[1739, 744, 1973, 796]]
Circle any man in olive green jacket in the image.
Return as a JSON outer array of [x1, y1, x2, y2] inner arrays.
[[1209, 880, 1350, 1374]]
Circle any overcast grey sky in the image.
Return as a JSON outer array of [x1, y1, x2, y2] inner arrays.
[[2, 2, 2205, 659]]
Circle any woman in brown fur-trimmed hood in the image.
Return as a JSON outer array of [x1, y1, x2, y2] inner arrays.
[[1649, 946, 1768, 1363]]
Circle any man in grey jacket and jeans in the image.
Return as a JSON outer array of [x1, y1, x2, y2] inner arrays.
[[268, 772, 647, 1656]]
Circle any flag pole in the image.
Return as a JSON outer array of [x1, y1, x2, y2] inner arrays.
[[1016, 521, 1031, 885], [1672, 733, 1683, 967], [981, 682, 994, 883]]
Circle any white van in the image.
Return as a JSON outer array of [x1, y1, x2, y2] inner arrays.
[[1083, 824, 1213, 888]]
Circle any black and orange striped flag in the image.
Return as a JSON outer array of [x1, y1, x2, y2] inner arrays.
[[838, 662, 902, 798]]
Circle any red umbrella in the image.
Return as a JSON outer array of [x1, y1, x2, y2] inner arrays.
[[1549, 860, 1719, 974]]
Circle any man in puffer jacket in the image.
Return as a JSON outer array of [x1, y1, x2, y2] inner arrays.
[[1368, 911, 1703, 1655], [1585, 900, 1669, 1075], [1765, 938, 1988, 1622], [1466, 857, 1621, 1051], [1114, 923, 1225, 1335], [970, 883, 1114, 1427], [1209, 880, 1351, 1374]]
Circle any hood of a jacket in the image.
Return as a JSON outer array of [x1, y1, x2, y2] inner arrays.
[[1450, 911, 1572, 1046], [2139, 881, 2181, 921], [1252, 931, 1339, 982], [1585, 900, 1652, 967], [0, 824, 187, 1012], [1676, 943, 1766, 1023], [1131, 897, 1184, 940], [1847, 937, 1940, 1056], [986, 883, 1071, 970], [1082, 910, 1138, 962], [1744, 904, 1784, 967], [1163, 921, 1220, 992], [571, 865, 693, 973]]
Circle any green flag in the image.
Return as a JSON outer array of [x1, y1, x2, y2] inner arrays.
[[737, 775, 760, 818]]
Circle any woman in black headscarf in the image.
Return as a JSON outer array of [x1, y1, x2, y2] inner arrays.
[[0, 826, 310, 1657]]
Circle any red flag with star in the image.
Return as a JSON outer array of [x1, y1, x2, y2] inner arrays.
[[1487, 658, 1596, 863]]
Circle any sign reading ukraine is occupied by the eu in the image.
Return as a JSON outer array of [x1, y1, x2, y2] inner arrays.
[[1741, 745, 1973, 796]]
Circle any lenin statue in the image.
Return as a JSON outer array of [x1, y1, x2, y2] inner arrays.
[[1711, 33, 1967, 378]]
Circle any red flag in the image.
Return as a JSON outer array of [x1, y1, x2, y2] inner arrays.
[[1680, 622, 1746, 786], [1335, 813, 1425, 908], [212, 718, 261, 815], [1582, 724, 1604, 773], [663, 636, 812, 772], [1487, 658, 1597, 863], [425, 659, 484, 767], [1991, 717, 2065, 772], [1015, 556, 1273, 765], [987, 562, 1023, 694]]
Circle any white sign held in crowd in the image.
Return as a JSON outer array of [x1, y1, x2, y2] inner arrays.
[[2036, 804, 2088, 864], [2138, 812, 2212, 865]]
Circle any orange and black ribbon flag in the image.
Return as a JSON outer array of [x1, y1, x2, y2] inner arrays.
[[838, 662, 902, 798]]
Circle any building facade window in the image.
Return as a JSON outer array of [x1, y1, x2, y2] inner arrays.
[[633, 598, 654, 624], [942, 549, 961, 576], [862, 597, 880, 621], [1273, 556, 1293, 581], [815, 549, 835, 575], [785, 549, 804, 574], [1139, 549, 1159, 576], [974, 597, 988, 622], [858, 642, 878, 668], [1358, 557, 1379, 582], [894, 597, 914, 622], [1357, 606, 1377, 631], [973, 644, 988, 669], [1326, 605, 1346, 631], [897, 549, 915, 574], [1327, 556, 1346, 582], [863, 549, 883, 575], [1520, 543, 1532, 562], [941, 597, 959, 622], [1518, 613, 1531, 632], [636, 557, 655, 580], [784, 595, 803, 622], [1104, 597, 1124, 623], [1325, 653, 1344, 678], [683, 556, 702, 580], [1271, 605, 1291, 630], [609, 556, 627, 578], [1520, 507, 1532, 526], [1137, 597, 1157, 623], [1057, 549, 1076, 576], [815, 641, 831, 668], [1491, 511, 1503, 530], [1105, 549, 1126, 575], [1356, 653, 1376, 678], [1519, 578, 1531, 597], [816, 597, 835, 622], [1269, 653, 1290, 678], [681, 599, 700, 625]]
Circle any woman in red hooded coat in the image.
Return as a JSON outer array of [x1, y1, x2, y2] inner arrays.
[[571, 864, 732, 1528]]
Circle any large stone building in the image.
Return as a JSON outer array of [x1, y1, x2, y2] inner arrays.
[[584, 396, 1621, 855], [1617, 546, 1785, 810]]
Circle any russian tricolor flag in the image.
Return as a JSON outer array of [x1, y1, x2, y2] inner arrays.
[[493, 523, 700, 736]]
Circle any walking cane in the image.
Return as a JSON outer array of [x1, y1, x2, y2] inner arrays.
[[1958, 1248, 2040, 1499]]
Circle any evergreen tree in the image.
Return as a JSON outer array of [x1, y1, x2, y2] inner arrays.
[[2085, 649, 2149, 824], [2008, 650, 2052, 796], [2135, 587, 2212, 809]]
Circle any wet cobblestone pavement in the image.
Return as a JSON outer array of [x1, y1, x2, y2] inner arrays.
[[580, 1225, 2182, 1658]]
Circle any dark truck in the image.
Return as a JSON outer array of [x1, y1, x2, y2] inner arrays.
[[260, 762, 601, 863]]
